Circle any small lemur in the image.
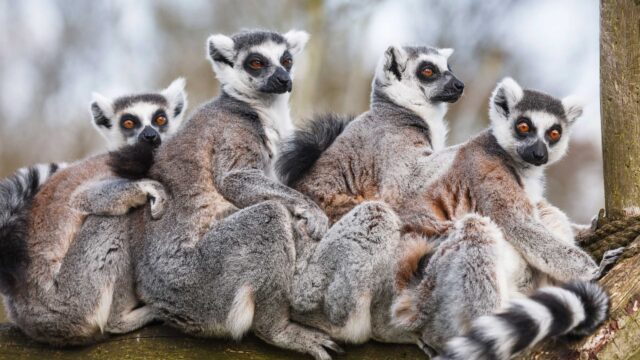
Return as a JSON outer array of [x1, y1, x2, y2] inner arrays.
[[127, 30, 340, 360], [290, 78, 617, 360], [0, 79, 187, 346], [277, 44, 464, 225]]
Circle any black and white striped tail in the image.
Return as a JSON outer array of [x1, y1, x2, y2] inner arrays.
[[436, 281, 609, 360], [0, 162, 66, 295]]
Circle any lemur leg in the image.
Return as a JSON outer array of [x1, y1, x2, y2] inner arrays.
[[536, 200, 575, 245], [105, 226, 158, 334], [421, 214, 516, 350], [17, 216, 138, 345], [146, 201, 340, 359], [292, 201, 401, 331], [70, 178, 167, 219]]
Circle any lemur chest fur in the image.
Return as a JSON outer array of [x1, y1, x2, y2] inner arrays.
[[255, 96, 294, 178]]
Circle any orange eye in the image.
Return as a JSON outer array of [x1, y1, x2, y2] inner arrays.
[[154, 116, 167, 126], [421, 68, 434, 77], [122, 119, 136, 129], [548, 129, 561, 141], [517, 122, 530, 133], [281, 58, 293, 68], [249, 59, 264, 70]]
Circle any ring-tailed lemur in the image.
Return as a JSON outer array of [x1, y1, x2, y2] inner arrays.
[[116, 29, 343, 360], [277, 45, 463, 225], [0, 79, 188, 346], [288, 78, 617, 360]]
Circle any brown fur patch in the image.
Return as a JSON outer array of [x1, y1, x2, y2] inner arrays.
[[395, 237, 435, 291]]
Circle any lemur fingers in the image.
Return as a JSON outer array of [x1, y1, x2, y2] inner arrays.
[[137, 180, 167, 220], [595, 247, 625, 279]]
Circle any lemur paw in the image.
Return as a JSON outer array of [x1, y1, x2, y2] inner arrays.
[[595, 247, 625, 279], [139, 180, 167, 220], [294, 203, 329, 241]]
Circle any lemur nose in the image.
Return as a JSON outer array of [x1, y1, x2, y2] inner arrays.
[[453, 79, 464, 92], [276, 75, 290, 86]]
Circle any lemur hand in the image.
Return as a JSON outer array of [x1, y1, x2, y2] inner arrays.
[[293, 202, 329, 241], [139, 180, 168, 220], [594, 247, 625, 279]]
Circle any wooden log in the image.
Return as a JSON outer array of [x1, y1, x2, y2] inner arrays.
[[600, 0, 640, 219]]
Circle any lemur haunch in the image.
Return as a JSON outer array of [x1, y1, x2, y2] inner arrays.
[[131, 30, 339, 360], [277, 45, 463, 226], [290, 78, 614, 360], [0, 79, 187, 346]]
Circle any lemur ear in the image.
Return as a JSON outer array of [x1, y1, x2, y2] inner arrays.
[[161, 77, 188, 119], [390, 290, 422, 331], [284, 30, 310, 56], [382, 45, 408, 82], [90, 92, 114, 129], [207, 34, 235, 67], [489, 77, 524, 121], [439, 48, 454, 59], [561, 95, 584, 125]]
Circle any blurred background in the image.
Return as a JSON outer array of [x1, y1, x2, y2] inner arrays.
[[0, 0, 601, 223]]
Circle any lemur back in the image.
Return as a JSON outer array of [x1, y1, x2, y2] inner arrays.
[[277, 45, 464, 224]]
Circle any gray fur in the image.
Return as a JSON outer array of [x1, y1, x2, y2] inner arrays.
[[68, 30, 335, 359], [135, 27, 342, 352], [285, 77, 608, 359], [1, 82, 187, 345]]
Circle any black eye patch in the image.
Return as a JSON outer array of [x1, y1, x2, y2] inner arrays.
[[280, 50, 293, 71], [514, 116, 536, 139], [416, 61, 440, 82], [120, 114, 141, 131], [545, 124, 563, 145], [243, 53, 270, 76]]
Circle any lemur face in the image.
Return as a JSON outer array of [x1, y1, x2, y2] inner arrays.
[[489, 78, 583, 167], [90, 78, 188, 150], [206, 30, 309, 98], [377, 45, 464, 104]]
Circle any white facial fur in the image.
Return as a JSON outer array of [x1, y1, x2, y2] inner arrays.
[[489, 77, 583, 201], [206, 30, 309, 103], [90, 78, 188, 149], [490, 77, 583, 168], [374, 46, 455, 151], [206, 31, 309, 178]]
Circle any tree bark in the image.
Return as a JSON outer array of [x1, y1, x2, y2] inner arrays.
[[600, 0, 640, 219]]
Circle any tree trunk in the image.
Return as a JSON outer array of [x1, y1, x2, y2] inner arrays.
[[600, 0, 640, 220]]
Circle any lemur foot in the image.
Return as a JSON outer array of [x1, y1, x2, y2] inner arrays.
[[294, 203, 329, 241], [139, 180, 167, 220], [595, 247, 625, 279]]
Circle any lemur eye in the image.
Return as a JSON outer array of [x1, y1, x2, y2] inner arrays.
[[517, 122, 530, 134], [281, 58, 293, 69], [249, 59, 264, 70], [548, 129, 561, 142], [421, 68, 434, 77], [154, 116, 167, 126], [122, 119, 136, 129]]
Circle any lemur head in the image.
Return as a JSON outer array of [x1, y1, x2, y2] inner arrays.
[[373, 45, 464, 113], [90, 78, 188, 150], [489, 78, 583, 168], [206, 29, 309, 101]]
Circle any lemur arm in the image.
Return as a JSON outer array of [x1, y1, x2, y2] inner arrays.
[[213, 125, 328, 240], [70, 178, 167, 219], [476, 177, 599, 282]]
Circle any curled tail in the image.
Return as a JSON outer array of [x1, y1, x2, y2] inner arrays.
[[276, 113, 355, 186], [437, 281, 609, 360], [107, 141, 156, 180], [0, 163, 66, 295]]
